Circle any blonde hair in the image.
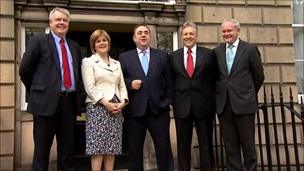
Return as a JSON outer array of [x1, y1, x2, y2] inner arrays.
[[89, 29, 111, 53]]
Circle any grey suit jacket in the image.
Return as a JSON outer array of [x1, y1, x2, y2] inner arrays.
[[19, 33, 84, 116], [214, 39, 264, 114]]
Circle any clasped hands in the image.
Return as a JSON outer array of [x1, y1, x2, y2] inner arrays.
[[99, 98, 127, 116]]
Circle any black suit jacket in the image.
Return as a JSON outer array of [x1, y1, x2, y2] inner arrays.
[[19, 33, 84, 116], [169, 46, 217, 119], [214, 39, 264, 114], [119, 48, 174, 117]]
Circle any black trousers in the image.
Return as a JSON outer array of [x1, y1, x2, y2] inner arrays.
[[175, 111, 212, 171], [126, 107, 173, 171], [32, 94, 76, 171], [218, 98, 257, 171]]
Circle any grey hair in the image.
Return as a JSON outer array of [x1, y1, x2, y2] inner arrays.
[[182, 21, 198, 33], [222, 18, 240, 29], [49, 7, 70, 21]]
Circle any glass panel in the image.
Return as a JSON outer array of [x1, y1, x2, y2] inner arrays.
[[157, 32, 173, 53], [23, 28, 45, 104], [140, 0, 169, 1], [25, 28, 45, 47], [90, 0, 176, 4], [97, 0, 171, 2], [292, 0, 304, 97]]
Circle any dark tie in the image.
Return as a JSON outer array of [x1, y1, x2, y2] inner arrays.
[[186, 48, 194, 77], [60, 38, 72, 89]]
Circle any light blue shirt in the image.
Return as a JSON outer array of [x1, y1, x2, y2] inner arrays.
[[226, 38, 240, 60], [226, 38, 239, 73], [137, 47, 150, 63], [51, 32, 76, 91]]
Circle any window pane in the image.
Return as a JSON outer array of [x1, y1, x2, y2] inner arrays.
[[23, 28, 45, 103], [25, 28, 45, 47], [157, 32, 173, 53]]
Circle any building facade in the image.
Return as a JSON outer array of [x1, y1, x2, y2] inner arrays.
[[0, 0, 298, 170]]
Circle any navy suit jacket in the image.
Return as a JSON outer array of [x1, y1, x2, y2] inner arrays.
[[19, 33, 85, 116], [119, 48, 174, 117]]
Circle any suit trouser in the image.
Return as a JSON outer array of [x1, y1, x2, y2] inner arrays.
[[218, 99, 257, 171], [32, 94, 76, 171], [207, 113, 215, 167], [127, 108, 173, 171], [175, 113, 212, 171]]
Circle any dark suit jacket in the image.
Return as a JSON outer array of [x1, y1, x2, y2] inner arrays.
[[19, 33, 84, 116], [213, 39, 264, 114], [119, 48, 174, 117], [169, 46, 217, 119]]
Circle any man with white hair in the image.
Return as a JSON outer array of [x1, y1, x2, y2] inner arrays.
[[214, 19, 264, 171], [20, 7, 84, 171]]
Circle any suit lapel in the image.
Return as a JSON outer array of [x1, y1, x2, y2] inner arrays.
[[131, 49, 146, 76], [67, 39, 79, 82], [148, 48, 159, 76], [48, 34, 61, 73], [177, 49, 189, 78], [230, 40, 245, 75], [193, 47, 203, 77], [218, 43, 229, 76], [92, 54, 118, 72]]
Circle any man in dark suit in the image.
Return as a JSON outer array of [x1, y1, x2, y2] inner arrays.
[[119, 24, 174, 171], [169, 21, 216, 171], [19, 7, 84, 171], [214, 19, 264, 171]]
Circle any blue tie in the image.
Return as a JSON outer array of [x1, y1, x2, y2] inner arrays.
[[141, 50, 149, 75], [226, 45, 235, 74]]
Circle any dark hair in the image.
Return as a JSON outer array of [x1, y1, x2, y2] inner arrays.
[[133, 24, 151, 36]]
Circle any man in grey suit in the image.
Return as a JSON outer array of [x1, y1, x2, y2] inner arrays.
[[19, 7, 84, 171], [213, 19, 264, 171]]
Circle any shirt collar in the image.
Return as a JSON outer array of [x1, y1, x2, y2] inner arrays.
[[226, 38, 239, 48], [137, 47, 150, 55], [184, 45, 197, 54], [51, 31, 65, 43]]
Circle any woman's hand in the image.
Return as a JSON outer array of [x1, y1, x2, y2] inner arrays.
[[99, 98, 119, 114], [116, 102, 127, 111]]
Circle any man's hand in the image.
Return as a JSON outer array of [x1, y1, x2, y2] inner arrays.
[[131, 80, 142, 90]]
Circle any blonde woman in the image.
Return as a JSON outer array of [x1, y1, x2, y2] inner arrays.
[[81, 29, 128, 171]]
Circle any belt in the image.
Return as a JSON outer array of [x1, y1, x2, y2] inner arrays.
[[59, 91, 76, 96]]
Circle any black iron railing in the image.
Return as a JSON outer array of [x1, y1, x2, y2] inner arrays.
[[213, 85, 304, 170]]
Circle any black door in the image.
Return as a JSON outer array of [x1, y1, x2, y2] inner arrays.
[[67, 30, 135, 170]]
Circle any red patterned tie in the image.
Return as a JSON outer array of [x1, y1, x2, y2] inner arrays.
[[60, 38, 72, 89], [186, 48, 194, 77]]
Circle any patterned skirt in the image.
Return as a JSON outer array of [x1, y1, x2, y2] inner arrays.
[[85, 98, 124, 155]]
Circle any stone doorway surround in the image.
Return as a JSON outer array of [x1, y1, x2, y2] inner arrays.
[[12, 1, 185, 170]]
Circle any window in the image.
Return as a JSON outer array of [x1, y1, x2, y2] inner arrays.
[[157, 31, 178, 53], [20, 27, 49, 110]]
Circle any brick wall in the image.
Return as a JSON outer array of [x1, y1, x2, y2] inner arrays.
[[0, 0, 15, 170], [186, 0, 302, 168], [187, 0, 296, 102]]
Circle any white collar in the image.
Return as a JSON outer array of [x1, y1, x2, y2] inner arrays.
[[226, 38, 239, 48]]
